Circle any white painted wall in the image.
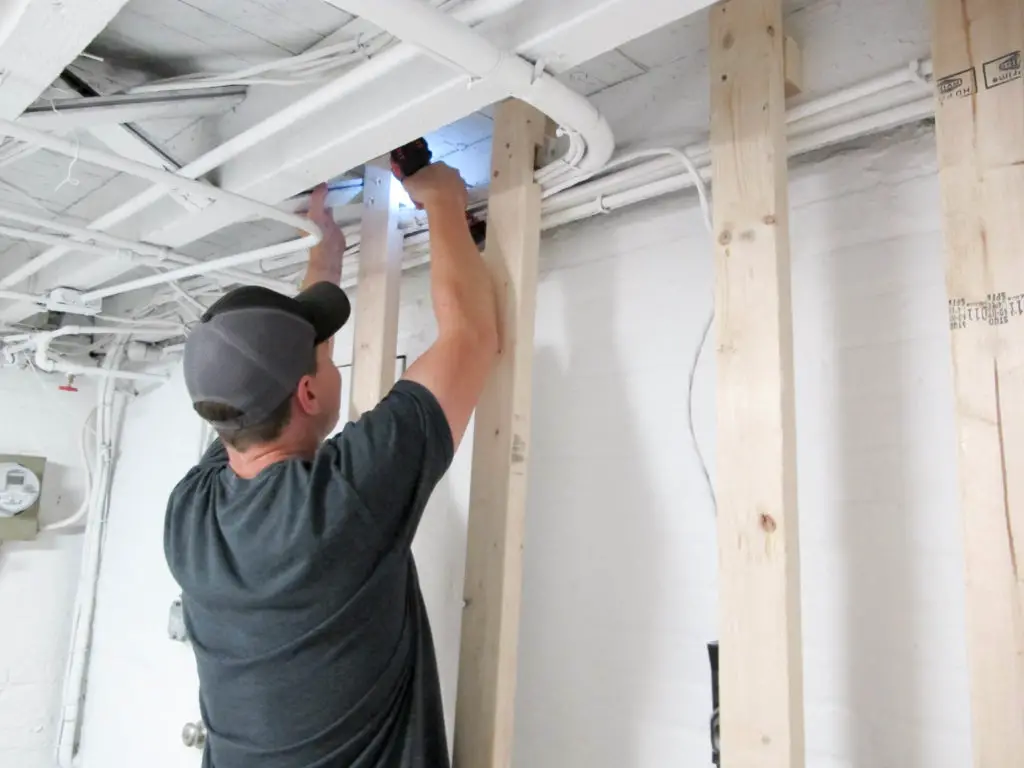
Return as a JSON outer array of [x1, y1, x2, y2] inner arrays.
[[76, 126, 971, 768], [0, 370, 96, 768]]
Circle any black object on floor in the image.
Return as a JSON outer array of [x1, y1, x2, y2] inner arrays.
[[708, 641, 720, 766]]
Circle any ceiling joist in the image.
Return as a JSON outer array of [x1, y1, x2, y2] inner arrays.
[[0, 0, 712, 326], [0, 0, 133, 120]]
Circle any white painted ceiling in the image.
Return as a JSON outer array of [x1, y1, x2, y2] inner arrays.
[[0, 0, 930, 336]]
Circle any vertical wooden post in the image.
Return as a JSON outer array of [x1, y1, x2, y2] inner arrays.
[[710, 2, 805, 767], [454, 99, 546, 768], [349, 156, 403, 420], [929, 1, 1024, 763]]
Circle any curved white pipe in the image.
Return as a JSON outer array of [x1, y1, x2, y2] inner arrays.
[[42, 408, 98, 534], [325, 0, 615, 173], [33, 327, 178, 383]]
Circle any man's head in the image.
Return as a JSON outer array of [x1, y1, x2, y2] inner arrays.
[[183, 283, 350, 454]]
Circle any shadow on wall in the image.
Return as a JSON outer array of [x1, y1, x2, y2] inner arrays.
[[830, 200, 923, 768], [77, 371, 206, 767], [512, 213, 718, 766], [790, 131, 968, 767], [518, 270, 663, 767]]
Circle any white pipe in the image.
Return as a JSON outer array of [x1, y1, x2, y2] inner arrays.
[[0, 287, 44, 305], [124, 340, 167, 363], [0, 224, 144, 260], [0, 121, 320, 244], [0, 207, 296, 295], [786, 97, 935, 157], [159, 85, 934, 309], [33, 362, 167, 383], [325, 0, 615, 173], [34, 327, 176, 383], [81, 237, 324, 302], [540, 99, 936, 231], [787, 58, 931, 125], [0, 0, 523, 292], [0, 121, 320, 302], [41, 408, 97, 534], [41, 325, 185, 340], [56, 343, 125, 768], [0, 207, 174, 259], [540, 59, 933, 211]]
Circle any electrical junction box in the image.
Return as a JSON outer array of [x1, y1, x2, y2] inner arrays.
[[0, 455, 46, 541]]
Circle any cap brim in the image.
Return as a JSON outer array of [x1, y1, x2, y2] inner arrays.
[[294, 282, 351, 344]]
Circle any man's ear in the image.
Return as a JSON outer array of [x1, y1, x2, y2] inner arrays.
[[294, 375, 320, 416]]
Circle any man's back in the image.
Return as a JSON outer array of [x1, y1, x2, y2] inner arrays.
[[165, 381, 453, 768]]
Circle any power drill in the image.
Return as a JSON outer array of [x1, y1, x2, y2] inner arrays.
[[389, 137, 487, 249]]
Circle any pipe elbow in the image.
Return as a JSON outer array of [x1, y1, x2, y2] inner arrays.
[[33, 335, 56, 373]]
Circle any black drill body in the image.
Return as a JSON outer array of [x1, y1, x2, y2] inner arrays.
[[389, 138, 486, 248]]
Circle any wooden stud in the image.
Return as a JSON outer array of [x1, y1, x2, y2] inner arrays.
[[453, 99, 546, 768], [929, 1, 1024, 764], [710, 2, 805, 767], [348, 157, 403, 420]]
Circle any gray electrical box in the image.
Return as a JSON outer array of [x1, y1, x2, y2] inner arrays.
[[0, 455, 46, 541], [168, 595, 189, 642]]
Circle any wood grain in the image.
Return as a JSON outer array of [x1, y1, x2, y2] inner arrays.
[[348, 157, 402, 420], [710, 1, 805, 766], [453, 99, 546, 768], [929, 1, 1024, 764]]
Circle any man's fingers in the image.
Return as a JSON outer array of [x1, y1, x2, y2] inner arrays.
[[309, 182, 328, 215]]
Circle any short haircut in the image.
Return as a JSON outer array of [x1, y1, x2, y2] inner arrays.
[[194, 350, 318, 451]]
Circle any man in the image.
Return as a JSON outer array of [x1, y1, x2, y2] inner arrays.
[[164, 162, 499, 768]]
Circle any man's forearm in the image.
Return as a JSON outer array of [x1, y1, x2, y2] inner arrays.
[[424, 203, 500, 348], [301, 185, 346, 290], [302, 242, 343, 289]]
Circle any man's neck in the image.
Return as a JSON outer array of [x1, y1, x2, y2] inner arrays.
[[227, 436, 319, 479]]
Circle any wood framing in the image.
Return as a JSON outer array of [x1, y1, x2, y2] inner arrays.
[[929, 0, 1024, 764], [348, 157, 403, 420], [709, 2, 805, 767], [453, 99, 546, 768]]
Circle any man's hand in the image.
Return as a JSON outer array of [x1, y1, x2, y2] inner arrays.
[[302, 183, 346, 289], [401, 163, 468, 213]]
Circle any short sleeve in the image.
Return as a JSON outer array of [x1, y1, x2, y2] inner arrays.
[[328, 379, 454, 549]]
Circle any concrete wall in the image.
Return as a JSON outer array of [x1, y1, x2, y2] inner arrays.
[[0, 371, 96, 768], [75, 126, 972, 767]]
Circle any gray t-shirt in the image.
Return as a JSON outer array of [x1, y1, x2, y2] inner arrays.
[[164, 380, 454, 768]]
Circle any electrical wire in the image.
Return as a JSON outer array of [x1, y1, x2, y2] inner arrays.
[[126, 34, 393, 94], [42, 407, 97, 532], [547, 144, 718, 513], [670, 147, 717, 516]]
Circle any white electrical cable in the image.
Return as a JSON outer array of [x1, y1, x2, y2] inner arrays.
[[668, 148, 718, 516], [42, 407, 97, 533], [127, 36, 391, 94]]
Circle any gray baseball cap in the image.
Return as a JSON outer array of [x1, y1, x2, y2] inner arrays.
[[183, 282, 350, 431]]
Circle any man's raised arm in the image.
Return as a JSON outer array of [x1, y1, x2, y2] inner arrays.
[[400, 163, 500, 448], [302, 183, 346, 289]]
